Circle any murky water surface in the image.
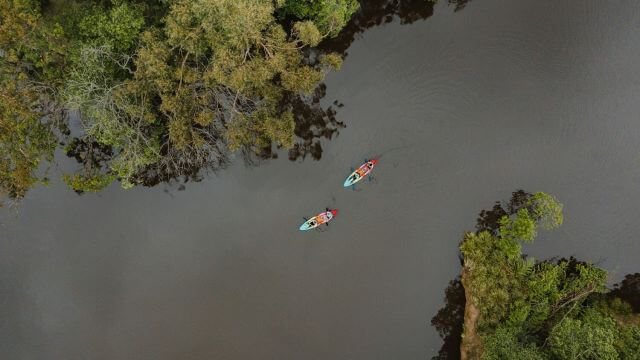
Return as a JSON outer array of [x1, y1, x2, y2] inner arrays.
[[3, 1, 640, 358]]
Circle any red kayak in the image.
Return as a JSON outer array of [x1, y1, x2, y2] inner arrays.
[[299, 209, 338, 231]]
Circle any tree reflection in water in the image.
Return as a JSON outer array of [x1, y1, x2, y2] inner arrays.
[[283, 0, 475, 161], [431, 277, 464, 360], [67, 0, 476, 181], [610, 273, 640, 312]]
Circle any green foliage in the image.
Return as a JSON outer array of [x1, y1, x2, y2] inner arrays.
[[80, 1, 145, 53], [1, 0, 356, 198], [616, 325, 640, 360], [0, 78, 57, 200], [0, 0, 65, 202], [140, 0, 331, 156], [548, 310, 618, 360], [495, 192, 562, 243], [62, 44, 162, 187], [320, 53, 344, 70], [461, 192, 638, 359], [54, 0, 146, 54], [0, 0, 68, 83], [293, 20, 322, 46], [483, 326, 546, 360], [499, 208, 537, 243], [531, 192, 564, 230], [62, 0, 348, 187], [280, 0, 359, 37], [63, 173, 116, 192], [460, 230, 528, 330]]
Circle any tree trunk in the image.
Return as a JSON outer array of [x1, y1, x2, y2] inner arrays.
[[460, 264, 483, 360]]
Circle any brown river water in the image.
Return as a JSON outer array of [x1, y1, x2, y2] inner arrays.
[[2, 0, 640, 359]]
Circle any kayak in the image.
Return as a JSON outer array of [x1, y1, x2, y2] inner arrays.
[[343, 159, 378, 187], [299, 209, 338, 231]]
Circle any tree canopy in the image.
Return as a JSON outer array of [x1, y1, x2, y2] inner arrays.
[[0, 0, 66, 201], [0, 0, 355, 200], [459, 191, 640, 359], [279, 0, 360, 37]]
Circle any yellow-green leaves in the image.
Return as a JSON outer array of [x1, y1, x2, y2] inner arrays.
[[460, 192, 637, 359], [259, 109, 295, 149], [0, 0, 61, 201], [1, 0, 357, 197], [141, 0, 337, 157], [294, 21, 322, 46], [135, 30, 171, 89], [281, 66, 324, 94], [498, 208, 536, 243], [76, 1, 145, 53], [168, 0, 275, 53], [531, 192, 563, 230], [320, 53, 344, 70], [0, 78, 56, 200], [63, 173, 116, 193], [226, 107, 295, 151], [280, 0, 359, 38]]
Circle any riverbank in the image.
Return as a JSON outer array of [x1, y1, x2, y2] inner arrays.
[[454, 191, 640, 359], [460, 263, 482, 359]]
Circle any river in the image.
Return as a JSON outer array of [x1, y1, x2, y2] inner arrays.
[[2, 0, 640, 359]]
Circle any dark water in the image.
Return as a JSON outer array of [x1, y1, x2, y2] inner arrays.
[[3, 0, 640, 359]]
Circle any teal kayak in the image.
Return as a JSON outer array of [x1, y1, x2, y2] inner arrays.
[[344, 159, 378, 187], [299, 209, 338, 231]]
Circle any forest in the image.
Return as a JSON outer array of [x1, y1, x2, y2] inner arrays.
[[454, 191, 640, 359], [0, 0, 358, 200]]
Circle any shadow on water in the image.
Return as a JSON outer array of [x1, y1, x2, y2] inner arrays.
[[431, 277, 464, 360], [430, 190, 530, 359], [258, 84, 345, 162], [64, 136, 230, 191], [288, 85, 344, 161], [320, 0, 474, 56], [430, 190, 640, 359], [64, 0, 476, 187], [610, 273, 640, 312], [280, 0, 475, 162], [475, 189, 534, 234]]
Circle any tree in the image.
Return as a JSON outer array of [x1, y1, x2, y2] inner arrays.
[[0, 0, 66, 202], [280, 0, 360, 37], [530, 192, 563, 230], [548, 310, 618, 360], [616, 325, 640, 360], [459, 191, 637, 359], [98, 0, 343, 186], [460, 192, 566, 331], [1, 0, 355, 198], [459, 230, 529, 330], [482, 326, 545, 360], [55, 0, 151, 189]]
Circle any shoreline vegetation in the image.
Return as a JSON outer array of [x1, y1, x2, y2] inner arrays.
[[1, 0, 361, 202], [1, 0, 475, 205], [449, 191, 640, 359]]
